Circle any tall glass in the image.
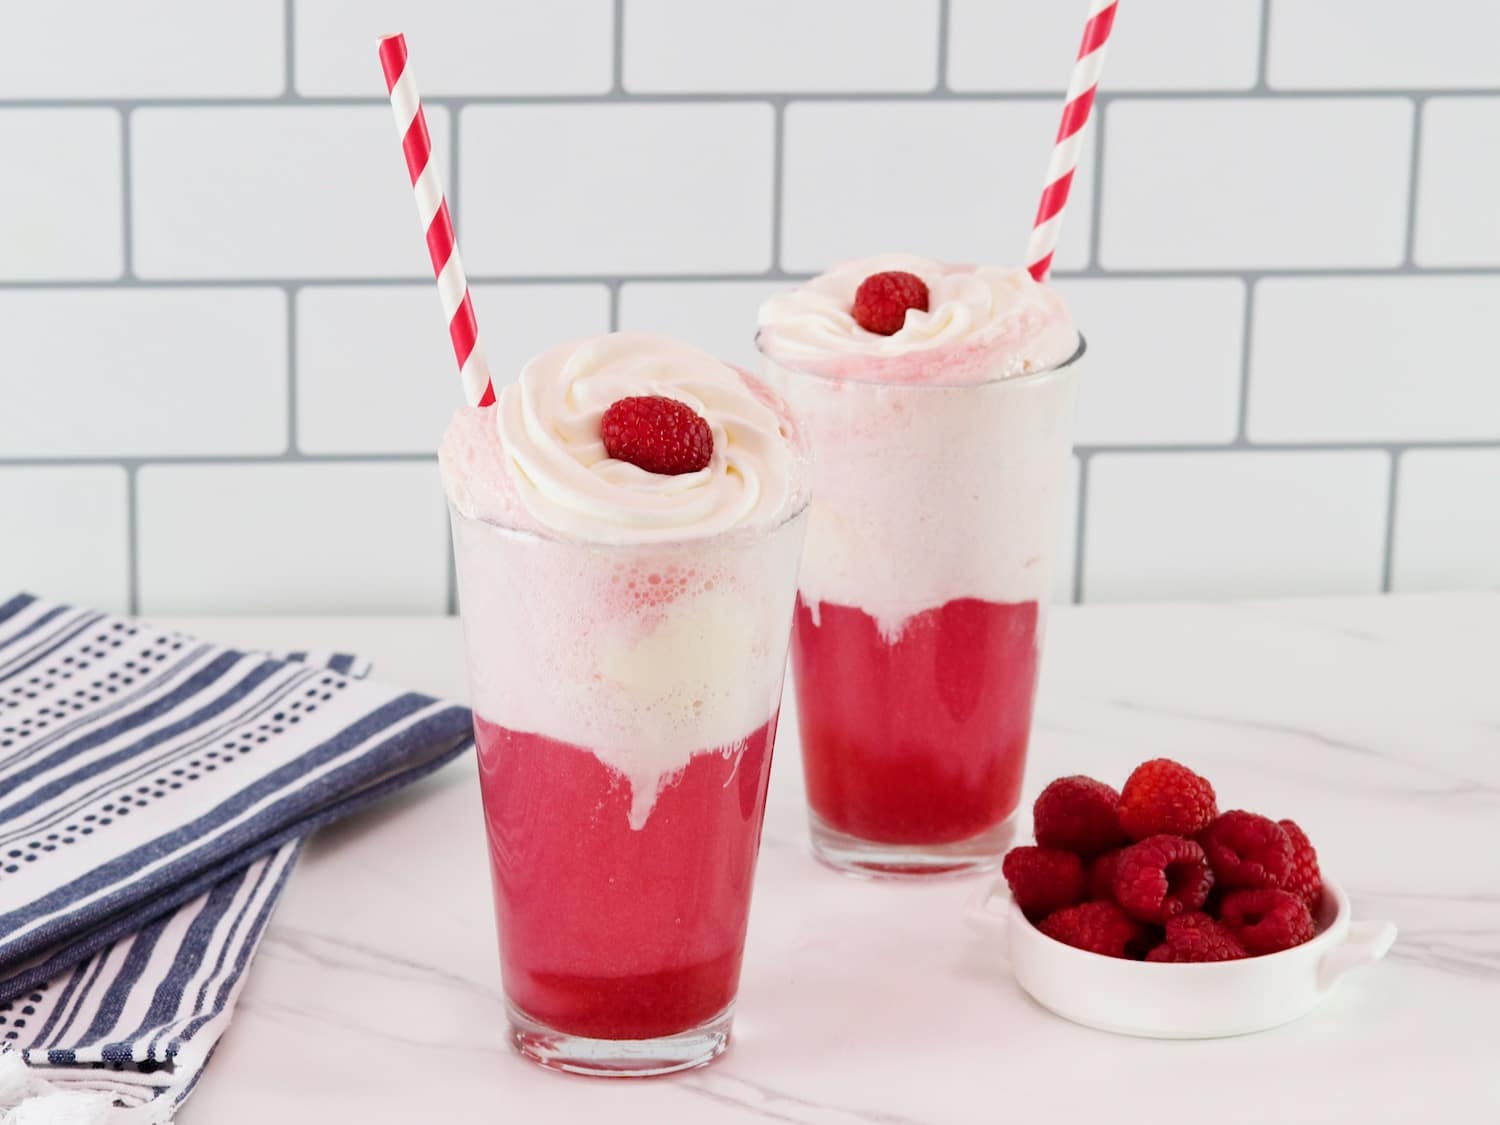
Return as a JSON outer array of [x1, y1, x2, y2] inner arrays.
[[763, 339, 1084, 877], [450, 498, 807, 1076]]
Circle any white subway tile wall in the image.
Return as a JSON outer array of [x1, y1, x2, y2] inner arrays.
[[295, 284, 610, 453], [0, 110, 123, 280], [0, 468, 130, 614], [1, 0, 1495, 615], [948, 0, 1262, 92], [618, 281, 789, 371], [0, 2, 285, 99], [1058, 279, 1244, 446], [1100, 99, 1413, 269], [0, 290, 288, 458], [1083, 452, 1392, 602], [295, 0, 612, 96], [1415, 98, 1500, 267], [1391, 451, 1500, 592], [623, 0, 940, 93], [136, 463, 448, 615], [1266, 0, 1500, 90], [132, 106, 452, 280], [1248, 277, 1500, 443], [461, 104, 774, 275], [782, 100, 1095, 273]]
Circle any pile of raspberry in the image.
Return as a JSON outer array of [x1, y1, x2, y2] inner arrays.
[[1001, 759, 1324, 963]]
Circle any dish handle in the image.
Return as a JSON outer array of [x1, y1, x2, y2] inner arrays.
[[1318, 919, 1397, 991]]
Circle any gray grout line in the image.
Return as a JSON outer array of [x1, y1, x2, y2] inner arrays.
[[1071, 454, 1091, 606], [1402, 97, 1426, 266], [611, 0, 626, 94], [118, 109, 135, 280], [125, 464, 141, 615], [5, 440, 1497, 473], [5, 264, 1500, 293], [6, 88, 1500, 111], [607, 280, 621, 331], [769, 99, 786, 273], [1234, 280, 1257, 444], [449, 102, 462, 236], [283, 0, 296, 98], [285, 286, 299, 453], [0, 454, 439, 468], [1380, 451, 1401, 592], [935, 0, 951, 92], [1255, 0, 1273, 91], [1085, 101, 1107, 270]]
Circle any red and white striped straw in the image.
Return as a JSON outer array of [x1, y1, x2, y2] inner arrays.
[[378, 33, 494, 407], [1025, 0, 1118, 283]]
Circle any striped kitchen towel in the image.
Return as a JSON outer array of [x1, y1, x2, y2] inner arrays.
[[0, 593, 474, 1124]]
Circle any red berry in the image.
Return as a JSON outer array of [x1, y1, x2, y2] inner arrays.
[[1086, 848, 1125, 902], [1144, 912, 1248, 963], [1220, 889, 1315, 955], [1118, 758, 1218, 841], [600, 395, 714, 476], [1038, 900, 1150, 959], [1112, 834, 1215, 924], [1280, 818, 1324, 909], [851, 270, 930, 336], [1033, 775, 1127, 858], [1200, 811, 1294, 891], [1001, 846, 1086, 920]]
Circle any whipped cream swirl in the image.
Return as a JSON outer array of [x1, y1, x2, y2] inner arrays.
[[495, 332, 804, 543], [757, 253, 1078, 383]]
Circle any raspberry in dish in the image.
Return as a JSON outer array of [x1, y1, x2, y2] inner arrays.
[[1004, 757, 1334, 964], [1033, 775, 1127, 858], [1279, 818, 1324, 908], [1200, 811, 1294, 891], [1145, 912, 1248, 963], [1002, 845, 1087, 920], [850, 270, 930, 336], [1118, 758, 1218, 841], [1220, 889, 1316, 955], [600, 394, 715, 476], [1111, 834, 1215, 924], [1086, 848, 1125, 903], [1038, 900, 1150, 959]]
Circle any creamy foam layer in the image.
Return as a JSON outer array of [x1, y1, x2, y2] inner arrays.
[[771, 357, 1080, 639], [441, 332, 808, 828], [448, 331, 803, 543], [757, 254, 1078, 385], [451, 510, 804, 829]]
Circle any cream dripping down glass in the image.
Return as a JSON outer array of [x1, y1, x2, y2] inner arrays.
[[757, 254, 1083, 877], [440, 331, 809, 1075]]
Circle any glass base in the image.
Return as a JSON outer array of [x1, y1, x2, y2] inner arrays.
[[808, 810, 1016, 879], [506, 1000, 732, 1077]]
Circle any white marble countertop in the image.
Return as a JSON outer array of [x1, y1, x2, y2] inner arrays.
[[156, 594, 1499, 1124]]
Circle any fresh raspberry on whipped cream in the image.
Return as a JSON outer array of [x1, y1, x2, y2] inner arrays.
[[756, 254, 1079, 384], [438, 332, 806, 546], [601, 395, 714, 476], [851, 270, 930, 336]]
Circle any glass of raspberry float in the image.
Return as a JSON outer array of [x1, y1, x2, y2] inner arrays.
[[439, 332, 809, 1075], [757, 255, 1083, 877]]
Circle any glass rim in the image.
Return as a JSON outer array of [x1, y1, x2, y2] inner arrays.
[[447, 487, 812, 551], [755, 330, 1087, 390]]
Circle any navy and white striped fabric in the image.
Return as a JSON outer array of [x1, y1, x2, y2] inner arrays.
[[0, 594, 473, 1123]]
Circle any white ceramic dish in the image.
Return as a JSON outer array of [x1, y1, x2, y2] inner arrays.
[[966, 877, 1396, 1038]]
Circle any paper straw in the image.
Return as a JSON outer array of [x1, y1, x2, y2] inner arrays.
[[1025, 0, 1118, 283], [378, 33, 494, 407]]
